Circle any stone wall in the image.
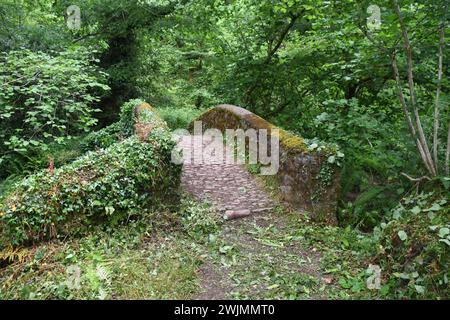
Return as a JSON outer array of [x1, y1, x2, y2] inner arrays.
[[133, 102, 167, 140], [190, 104, 340, 225]]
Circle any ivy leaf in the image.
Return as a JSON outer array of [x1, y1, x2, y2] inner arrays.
[[309, 143, 318, 150], [438, 227, 449, 238], [410, 206, 421, 214], [424, 203, 441, 212], [415, 285, 425, 294], [397, 230, 407, 241]]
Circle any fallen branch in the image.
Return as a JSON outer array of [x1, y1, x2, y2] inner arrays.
[[400, 172, 431, 182]]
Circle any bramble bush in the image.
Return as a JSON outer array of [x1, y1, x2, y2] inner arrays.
[[0, 101, 181, 246]]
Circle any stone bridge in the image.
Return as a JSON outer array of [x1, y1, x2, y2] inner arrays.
[[180, 104, 340, 225]]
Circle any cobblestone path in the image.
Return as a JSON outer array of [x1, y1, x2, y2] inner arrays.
[[179, 134, 274, 215]]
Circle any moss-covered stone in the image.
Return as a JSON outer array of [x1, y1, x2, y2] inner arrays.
[[134, 102, 156, 115], [273, 129, 308, 153]]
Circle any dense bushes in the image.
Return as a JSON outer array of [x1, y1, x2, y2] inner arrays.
[[82, 99, 145, 151], [0, 48, 109, 178], [0, 102, 181, 246], [281, 96, 416, 229], [133, 0, 448, 232]]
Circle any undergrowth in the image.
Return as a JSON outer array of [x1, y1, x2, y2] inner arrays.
[[157, 106, 204, 130], [0, 99, 181, 246], [0, 201, 204, 300]]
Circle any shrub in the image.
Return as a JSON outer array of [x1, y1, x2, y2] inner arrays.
[[0, 103, 181, 246], [371, 192, 449, 298], [81, 99, 145, 151], [0, 48, 110, 178], [158, 107, 203, 130]]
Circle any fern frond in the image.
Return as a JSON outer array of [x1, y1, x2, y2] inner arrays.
[[0, 245, 30, 263]]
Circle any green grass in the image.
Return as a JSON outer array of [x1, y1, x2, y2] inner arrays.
[[0, 206, 202, 300]]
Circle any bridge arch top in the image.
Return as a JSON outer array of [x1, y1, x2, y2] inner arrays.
[[216, 104, 254, 116], [192, 104, 309, 154]]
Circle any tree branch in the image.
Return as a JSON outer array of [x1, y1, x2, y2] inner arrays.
[[401, 172, 431, 182], [392, 0, 436, 176], [245, 12, 302, 104], [433, 26, 445, 174], [264, 12, 302, 64], [390, 52, 434, 174], [446, 124, 450, 176]]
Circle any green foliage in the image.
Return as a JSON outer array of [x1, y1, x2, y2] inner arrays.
[[0, 0, 448, 301], [0, 0, 72, 52], [307, 96, 416, 227], [82, 99, 144, 151], [0, 138, 87, 188], [0, 176, 21, 200], [371, 192, 449, 298], [118, 98, 145, 131], [0, 122, 181, 246], [31, 139, 85, 169], [81, 122, 126, 152], [0, 48, 109, 178], [134, 0, 448, 230], [177, 197, 220, 240], [0, 209, 201, 300], [158, 107, 204, 130], [60, 0, 179, 121], [283, 191, 449, 299]]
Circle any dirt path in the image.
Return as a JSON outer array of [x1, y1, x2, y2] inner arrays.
[[194, 212, 326, 300], [178, 134, 330, 300]]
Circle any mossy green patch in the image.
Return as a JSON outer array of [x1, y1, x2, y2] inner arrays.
[[274, 129, 308, 153]]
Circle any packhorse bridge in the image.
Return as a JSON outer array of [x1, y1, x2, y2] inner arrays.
[[135, 102, 341, 299], [158, 103, 340, 225]]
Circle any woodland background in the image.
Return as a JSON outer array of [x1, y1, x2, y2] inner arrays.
[[0, 0, 448, 299]]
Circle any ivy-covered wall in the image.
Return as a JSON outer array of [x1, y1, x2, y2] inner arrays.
[[0, 101, 181, 246], [191, 104, 341, 225]]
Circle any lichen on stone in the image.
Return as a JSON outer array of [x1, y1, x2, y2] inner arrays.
[[135, 102, 166, 126], [135, 102, 156, 114], [272, 129, 308, 153]]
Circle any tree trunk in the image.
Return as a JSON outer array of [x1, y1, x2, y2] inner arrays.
[[392, 0, 437, 176], [446, 124, 450, 176]]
